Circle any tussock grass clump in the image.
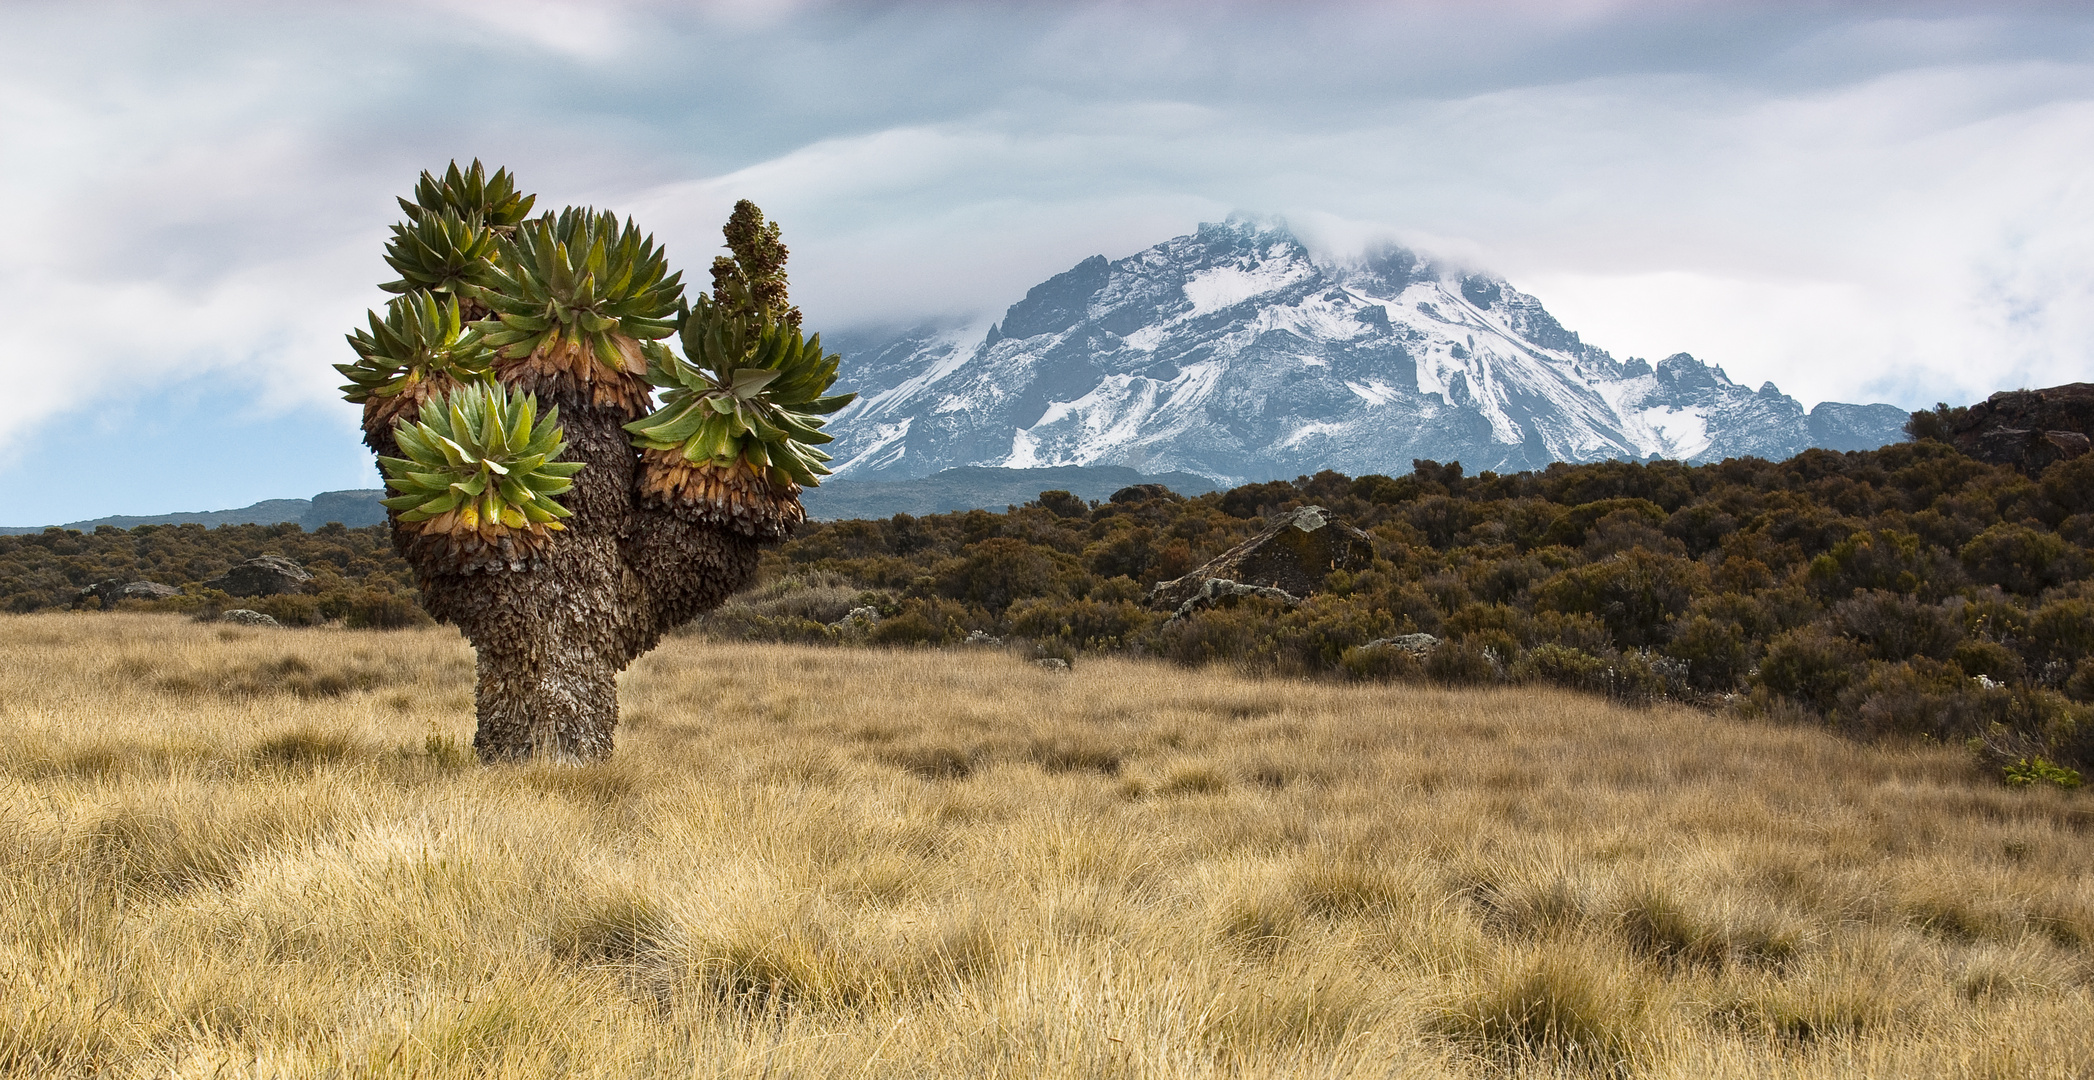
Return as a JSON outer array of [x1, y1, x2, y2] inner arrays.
[[1437, 946, 1651, 1073], [3, 613, 2093, 1077], [250, 726, 367, 771]]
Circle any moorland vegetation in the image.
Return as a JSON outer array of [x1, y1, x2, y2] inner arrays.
[[9, 435, 2094, 775], [0, 521, 425, 627], [3, 614, 2089, 1077], [701, 438, 2094, 778]]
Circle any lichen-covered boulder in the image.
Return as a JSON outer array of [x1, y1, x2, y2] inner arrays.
[[76, 579, 181, 607], [205, 555, 315, 597], [221, 609, 283, 628], [1148, 505, 1374, 611], [1362, 633, 1441, 656], [1163, 578, 1300, 622]]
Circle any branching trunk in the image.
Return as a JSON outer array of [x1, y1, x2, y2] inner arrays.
[[395, 400, 761, 762]]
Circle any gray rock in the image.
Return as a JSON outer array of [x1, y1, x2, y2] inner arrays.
[[1362, 633, 1442, 656], [1150, 505, 1372, 611], [826, 606, 883, 642], [76, 578, 181, 606], [221, 609, 282, 628], [963, 629, 1005, 646], [1034, 657, 1071, 672], [1165, 578, 1300, 622], [205, 555, 314, 597]]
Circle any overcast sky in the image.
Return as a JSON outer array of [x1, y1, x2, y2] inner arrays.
[[5, 0, 2093, 524]]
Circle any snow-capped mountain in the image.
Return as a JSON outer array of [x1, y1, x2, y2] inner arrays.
[[820, 216, 1908, 485]]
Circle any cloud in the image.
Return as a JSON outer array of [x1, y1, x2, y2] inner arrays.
[[3, 1, 2093, 520]]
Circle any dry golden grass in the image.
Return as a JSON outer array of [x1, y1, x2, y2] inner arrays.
[[2, 613, 2091, 1078]]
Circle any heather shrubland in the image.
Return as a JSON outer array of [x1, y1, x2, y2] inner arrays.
[[723, 443, 2094, 777], [12, 439, 2094, 775]]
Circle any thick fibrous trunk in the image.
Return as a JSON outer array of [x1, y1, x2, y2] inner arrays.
[[388, 396, 761, 762]]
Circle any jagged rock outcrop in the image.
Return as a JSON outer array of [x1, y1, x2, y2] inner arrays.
[[1934, 383, 2094, 475], [1149, 505, 1374, 610], [205, 555, 314, 597]]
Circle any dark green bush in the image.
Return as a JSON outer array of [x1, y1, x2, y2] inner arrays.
[[1755, 625, 1866, 713], [1665, 614, 1754, 692], [1511, 644, 1608, 693], [1960, 523, 2084, 595], [1152, 599, 1293, 668], [2027, 599, 2094, 670], [1952, 639, 2026, 685], [1426, 639, 1500, 685], [2067, 658, 2094, 703], [1807, 529, 1953, 599], [1340, 643, 1426, 682], [1830, 591, 1961, 661], [1006, 596, 1156, 652], [1533, 549, 1704, 648]]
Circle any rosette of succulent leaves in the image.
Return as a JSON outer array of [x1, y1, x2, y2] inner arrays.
[[470, 207, 683, 415], [381, 160, 535, 320], [337, 160, 531, 443], [337, 291, 496, 434], [377, 380, 582, 568], [623, 280, 856, 537]]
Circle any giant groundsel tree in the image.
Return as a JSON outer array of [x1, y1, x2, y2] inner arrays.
[[338, 162, 853, 760]]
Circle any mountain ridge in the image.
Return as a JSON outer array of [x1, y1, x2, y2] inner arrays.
[[819, 216, 1909, 484], [0, 490, 388, 536]]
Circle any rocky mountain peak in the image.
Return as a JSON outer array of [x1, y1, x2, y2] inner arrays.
[[819, 219, 1909, 484]]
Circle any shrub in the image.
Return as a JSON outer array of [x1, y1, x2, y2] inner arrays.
[[1034, 490, 1089, 519], [1664, 614, 1754, 692], [1830, 590, 1961, 661], [1339, 643, 1426, 682], [1265, 598, 1399, 673], [1150, 598, 1292, 668], [1755, 625, 1866, 713], [1006, 596, 1156, 652], [1833, 659, 1999, 741], [1444, 602, 1533, 646], [1960, 523, 2085, 595], [1806, 529, 1951, 599], [1510, 643, 1607, 693], [1604, 651, 1677, 705], [1953, 638, 2026, 685], [2068, 658, 2094, 703], [1426, 639, 1500, 685], [1533, 549, 1705, 648], [1538, 497, 1665, 549], [2003, 757, 2082, 789], [2027, 599, 2094, 669], [936, 538, 1080, 612], [2039, 453, 2094, 517], [253, 593, 323, 627], [868, 599, 978, 647]]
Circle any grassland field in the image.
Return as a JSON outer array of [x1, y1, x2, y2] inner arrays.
[[3, 612, 2091, 1078]]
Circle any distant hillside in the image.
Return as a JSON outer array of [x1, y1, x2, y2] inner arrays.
[[1, 489, 386, 536], [800, 465, 1221, 520]]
